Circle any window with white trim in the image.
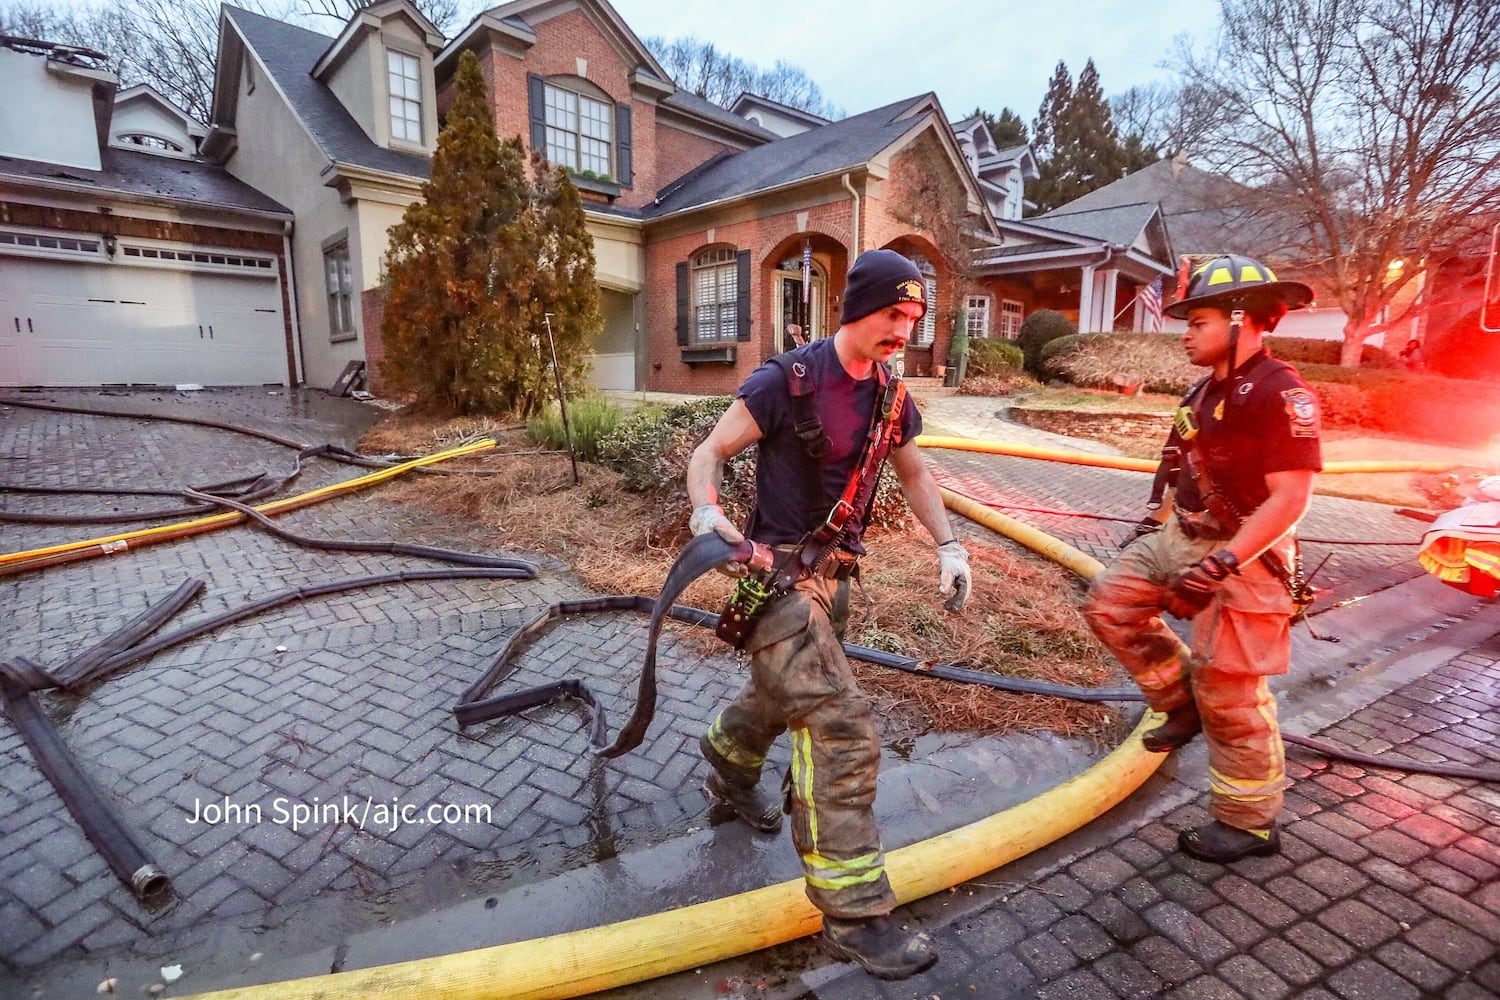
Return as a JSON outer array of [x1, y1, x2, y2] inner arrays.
[[999, 299, 1024, 339], [692, 247, 738, 344], [324, 243, 355, 340], [117, 133, 184, 153], [966, 295, 991, 338], [387, 50, 422, 143], [910, 255, 937, 347], [544, 83, 612, 177]]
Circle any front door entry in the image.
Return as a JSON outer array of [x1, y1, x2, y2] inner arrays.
[[775, 260, 826, 353]]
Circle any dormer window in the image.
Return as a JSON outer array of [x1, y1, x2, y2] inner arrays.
[[116, 133, 185, 153], [387, 50, 422, 143], [544, 82, 612, 177]]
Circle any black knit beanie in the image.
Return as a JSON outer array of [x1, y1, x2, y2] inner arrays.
[[839, 249, 927, 324]]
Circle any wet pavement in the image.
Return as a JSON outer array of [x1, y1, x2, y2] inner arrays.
[[1, 386, 1497, 999]]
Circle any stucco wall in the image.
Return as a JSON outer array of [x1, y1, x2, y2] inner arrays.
[[0, 48, 104, 170]]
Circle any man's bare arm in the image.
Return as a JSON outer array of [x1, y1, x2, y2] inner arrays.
[[1225, 469, 1316, 563], [887, 440, 956, 545], [687, 399, 764, 509]]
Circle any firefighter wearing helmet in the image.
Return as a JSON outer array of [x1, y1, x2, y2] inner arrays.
[[1083, 253, 1322, 863]]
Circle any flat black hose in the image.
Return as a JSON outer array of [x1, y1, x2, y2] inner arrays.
[[182, 488, 541, 571], [90, 568, 535, 681], [0, 444, 348, 526], [1, 673, 170, 899], [55, 580, 207, 688]]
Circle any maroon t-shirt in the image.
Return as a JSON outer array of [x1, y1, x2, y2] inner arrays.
[[737, 338, 921, 554]]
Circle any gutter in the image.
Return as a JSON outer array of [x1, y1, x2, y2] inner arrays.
[[282, 221, 305, 386], [647, 167, 857, 225], [842, 172, 861, 253], [0, 174, 292, 225]]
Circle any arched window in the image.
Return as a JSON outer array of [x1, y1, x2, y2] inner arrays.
[[544, 79, 613, 177], [909, 254, 938, 346], [691, 246, 738, 343], [117, 133, 184, 153]]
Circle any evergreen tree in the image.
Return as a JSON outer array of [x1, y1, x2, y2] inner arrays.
[[380, 51, 599, 416], [966, 106, 1028, 148], [1028, 59, 1138, 215]]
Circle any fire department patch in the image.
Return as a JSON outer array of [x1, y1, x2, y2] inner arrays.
[[1282, 387, 1320, 438]]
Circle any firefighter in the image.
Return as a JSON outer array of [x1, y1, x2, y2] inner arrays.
[[685, 249, 971, 980], [1083, 253, 1321, 864]]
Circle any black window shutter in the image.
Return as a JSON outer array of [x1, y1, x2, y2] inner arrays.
[[527, 73, 546, 157], [676, 262, 690, 346], [615, 103, 632, 187], [736, 250, 751, 342]]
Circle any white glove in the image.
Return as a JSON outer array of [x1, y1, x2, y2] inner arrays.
[[937, 540, 971, 612], [690, 504, 748, 577]]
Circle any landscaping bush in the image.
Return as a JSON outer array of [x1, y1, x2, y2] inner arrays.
[[525, 395, 620, 463], [1040, 332, 1198, 395], [1017, 309, 1078, 374], [966, 338, 1025, 376], [1300, 368, 1500, 443], [596, 396, 913, 533]]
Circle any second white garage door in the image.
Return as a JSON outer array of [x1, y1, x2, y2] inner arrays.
[[0, 234, 289, 388]]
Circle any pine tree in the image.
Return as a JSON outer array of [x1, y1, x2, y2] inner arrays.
[[1028, 59, 1138, 215], [987, 107, 1028, 148], [380, 50, 600, 416]]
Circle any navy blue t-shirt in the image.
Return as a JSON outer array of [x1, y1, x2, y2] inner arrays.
[[1174, 349, 1323, 515], [737, 338, 922, 554]]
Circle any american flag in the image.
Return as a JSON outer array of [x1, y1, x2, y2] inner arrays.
[[802, 242, 812, 304], [1141, 276, 1164, 332]]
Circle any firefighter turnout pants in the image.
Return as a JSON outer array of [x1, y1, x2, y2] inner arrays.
[[1082, 518, 1297, 831], [702, 573, 896, 919]]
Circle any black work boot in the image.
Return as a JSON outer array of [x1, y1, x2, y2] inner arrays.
[[699, 735, 782, 833], [1179, 820, 1280, 862], [820, 914, 939, 981], [1142, 703, 1202, 753]]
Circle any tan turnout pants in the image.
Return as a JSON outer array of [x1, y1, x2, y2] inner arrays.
[[702, 573, 896, 919], [1082, 518, 1296, 831]]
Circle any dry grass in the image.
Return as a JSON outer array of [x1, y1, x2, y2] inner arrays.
[[361, 413, 1127, 743]]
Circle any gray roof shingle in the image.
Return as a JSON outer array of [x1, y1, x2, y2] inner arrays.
[[227, 7, 430, 181], [1034, 201, 1160, 247], [646, 95, 930, 218], [0, 145, 291, 215]]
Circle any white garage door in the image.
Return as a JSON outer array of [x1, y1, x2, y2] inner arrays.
[[0, 231, 288, 387]]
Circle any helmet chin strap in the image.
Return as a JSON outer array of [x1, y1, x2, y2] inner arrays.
[[1228, 307, 1245, 384]]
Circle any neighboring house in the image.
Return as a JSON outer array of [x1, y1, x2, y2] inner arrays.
[[207, 0, 443, 391], [1045, 153, 1372, 343], [950, 117, 1038, 223], [0, 35, 295, 389], [969, 203, 1175, 336]]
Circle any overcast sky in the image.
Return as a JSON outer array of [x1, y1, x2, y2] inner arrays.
[[609, 0, 1218, 125]]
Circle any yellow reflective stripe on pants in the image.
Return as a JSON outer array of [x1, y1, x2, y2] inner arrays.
[[792, 727, 818, 849], [708, 718, 765, 771], [803, 861, 889, 891]]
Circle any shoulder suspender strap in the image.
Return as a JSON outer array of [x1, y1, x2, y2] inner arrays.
[[768, 352, 829, 459]]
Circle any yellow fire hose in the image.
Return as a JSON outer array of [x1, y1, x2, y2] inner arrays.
[[916, 435, 1466, 476], [0, 439, 495, 578], [177, 480, 1174, 1000]]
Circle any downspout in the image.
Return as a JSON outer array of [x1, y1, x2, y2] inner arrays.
[[282, 221, 305, 387], [841, 172, 860, 254]]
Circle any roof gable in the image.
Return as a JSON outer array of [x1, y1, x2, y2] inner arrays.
[[216, 6, 429, 181], [479, 0, 671, 83], [647, 93, 992, 228], [312, 0, 442, 81]]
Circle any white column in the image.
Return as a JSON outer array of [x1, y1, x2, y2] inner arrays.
[[1096, 269, 1118, 331], [1078, 264, 1095, 330]]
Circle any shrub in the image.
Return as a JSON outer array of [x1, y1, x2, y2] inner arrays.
[[1040, 332, 1198, 395], [596, 394, 914, 534], [1265, 336, 1393, 368], [966, 338, 1025, 376], [1017, 310, 1078, 373], [525, 395, 620, 462]]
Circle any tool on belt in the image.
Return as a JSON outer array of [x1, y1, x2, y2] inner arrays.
[[716, 358, 907, 648]]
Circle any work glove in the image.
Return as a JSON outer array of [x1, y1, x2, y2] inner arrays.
[[937, 540, 972, 613], [690, 503, 748, 578], [1161, 550, 1239, 620]]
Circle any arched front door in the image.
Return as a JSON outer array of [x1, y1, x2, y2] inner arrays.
[[773, 254, 827, 353]]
